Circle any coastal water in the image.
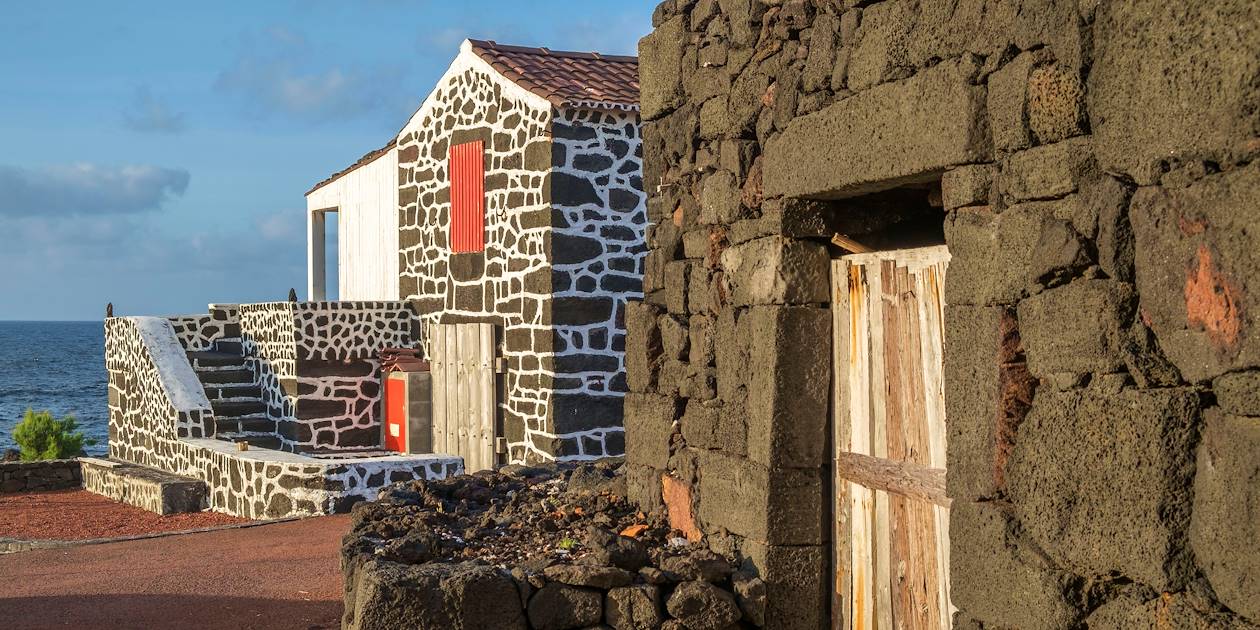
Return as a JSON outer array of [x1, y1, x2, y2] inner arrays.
[[0, 321, 109, 455]]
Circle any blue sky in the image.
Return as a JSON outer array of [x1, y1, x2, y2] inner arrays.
[[0, 1, 655, 320]]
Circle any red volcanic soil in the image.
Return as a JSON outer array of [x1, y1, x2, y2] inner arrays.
[[0, 512, 351, 630], [0, 489, 248, 540]]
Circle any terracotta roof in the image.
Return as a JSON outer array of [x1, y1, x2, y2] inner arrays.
[[467, 39, 639, 110], [305, 139, 396, 196]]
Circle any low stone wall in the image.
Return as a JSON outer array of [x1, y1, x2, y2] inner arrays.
[[81, 458, 207, 515], [342, 464, 768, 630], [0, 459, 82, 493]]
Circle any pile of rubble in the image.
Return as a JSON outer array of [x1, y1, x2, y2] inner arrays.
[[341, 462, 767, 629]]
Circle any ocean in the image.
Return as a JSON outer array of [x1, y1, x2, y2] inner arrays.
[[0, 321, 109, 456]]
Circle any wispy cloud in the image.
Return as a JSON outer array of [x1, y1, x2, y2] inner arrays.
[[122, 86, 187, 134], [0, 163, 190, 217], [216, 26, 408, 122]]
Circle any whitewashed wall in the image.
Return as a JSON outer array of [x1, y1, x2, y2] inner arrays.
[[306, 148, 400, 301]]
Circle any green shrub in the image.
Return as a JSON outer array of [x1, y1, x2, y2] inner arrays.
[[12, 409, 95, 461]]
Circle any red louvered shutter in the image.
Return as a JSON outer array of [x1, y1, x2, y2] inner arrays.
[[449, 140, 486, 253]]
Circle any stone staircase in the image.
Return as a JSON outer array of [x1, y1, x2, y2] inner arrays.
[[186, 338, 281, 450]]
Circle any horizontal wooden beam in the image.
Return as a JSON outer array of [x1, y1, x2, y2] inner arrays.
[[836, 451, 951, 508]]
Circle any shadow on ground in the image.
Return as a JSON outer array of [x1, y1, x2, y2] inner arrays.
[[0, 594, 341, 630]]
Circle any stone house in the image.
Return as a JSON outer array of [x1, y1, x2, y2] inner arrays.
[[98, 39, 645, 519], [629, 1, 1260, 629], [307, 39, 648, 466]]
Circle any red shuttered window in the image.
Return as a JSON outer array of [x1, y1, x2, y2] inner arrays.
[[449, 140, 486, 253]]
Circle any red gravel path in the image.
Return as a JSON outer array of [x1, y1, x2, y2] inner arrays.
[[0, 514, 350, 629], [0, 490, 248, 540]]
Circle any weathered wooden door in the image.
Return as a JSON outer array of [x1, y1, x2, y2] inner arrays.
[[428, 323, 497, 472], [832, 245, 953, 630]]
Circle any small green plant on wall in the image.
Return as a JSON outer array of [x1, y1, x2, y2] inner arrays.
[[12, 409, 95, 461]]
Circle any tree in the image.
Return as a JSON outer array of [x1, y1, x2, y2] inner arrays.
[[12, 409, 94, 461]]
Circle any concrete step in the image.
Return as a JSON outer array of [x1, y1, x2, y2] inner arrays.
[[198, 368, 254, 385], [213, 339, 243, 354], [188, 351, 246, 370], [204, 384, 262, 401], [211, 399, 266, 418], [80, 457, 207, 515], [215, 415, 273, 434]]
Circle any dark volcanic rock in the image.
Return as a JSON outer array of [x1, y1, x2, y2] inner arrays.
[[659, 548, 734, 582], [605, 584, 664, 630], [586, 526, 650, 572], [665, 581, 742, 630], [527, 583, 603, 630], [543, 563, 634, 589], [732, 571, 768, 627]]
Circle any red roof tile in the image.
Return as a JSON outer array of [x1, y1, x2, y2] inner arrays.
[[467, 39, 639, 110]]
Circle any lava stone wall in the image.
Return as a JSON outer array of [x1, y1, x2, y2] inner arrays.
[[239, 301, 419, 453], [397, 51, 647, 464], [630, 1, 1260, 628], [104, 315, 461, 518]]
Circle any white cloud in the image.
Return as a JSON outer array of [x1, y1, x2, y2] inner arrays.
[[122, 86, 187, 134], [215, 27, 407, 122], [0, 163, 190, 217]]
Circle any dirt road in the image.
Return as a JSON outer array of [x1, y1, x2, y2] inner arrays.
[[0, 515, 350, 629]]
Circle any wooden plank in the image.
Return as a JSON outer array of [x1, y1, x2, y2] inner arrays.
[[836, 452, 951, 508], [430, 325, 448, 455], [478, 324, 496, 469], [901, 264, 940, 630], [869, 261, 892, 630], [444, 325, 460, 458], [846, 263, 875, 630], [832, 260, 854, 630], [457, 323, 477, 471], [881, 261, 911, 630]]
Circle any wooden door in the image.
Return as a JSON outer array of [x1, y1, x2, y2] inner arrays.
[[832, 245, 953, 630], [428, 323, 497, 471]]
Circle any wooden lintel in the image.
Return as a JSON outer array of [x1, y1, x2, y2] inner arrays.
[[831, 233, 874, 254], [836, 451, 951, 508]]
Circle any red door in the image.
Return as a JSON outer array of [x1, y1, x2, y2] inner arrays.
[[384, 375, 407, 452]]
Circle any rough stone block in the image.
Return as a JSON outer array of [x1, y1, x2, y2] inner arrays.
[[739, 541, 826, 630], [688, 315, 716, 368], [1006, 386, 1200, 590], [846, 0, 915, 91], [1027, 63, 1087, 145], [1090, 1, 1260, 184], [680, 399, 747, 457], [1130, 163, 1260, 382], [764, 58, 991, 199], [745, 306, 830, 468], [626, 463, 663, 510], [1084, 592, 1244, 630], [663, 260, 691, 315], [639, 15, 687, 120], [696, 451, 823, 545], [1191, 409, 1260, 622], [623, 393, 680, 470], [1017, 279, 1134, 376], [1214, 371, 1260, 416], [941, 164, 995, 210], [624, 301, 663, 394], [714, 307, 750, 401], [987, 50, 1042, 153], [701, 170, 746, 225], [999, 137, 1094, 203], [720, 236, 829, 307], [944, 305, 1028, 501], [949, 501, 1081, 630], [944, 203, 1054, 305], [658, 314, 689, 362]]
